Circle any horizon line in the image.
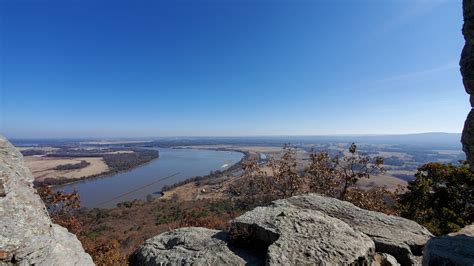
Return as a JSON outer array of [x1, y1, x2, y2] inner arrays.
[[4, 131, 462, 140]]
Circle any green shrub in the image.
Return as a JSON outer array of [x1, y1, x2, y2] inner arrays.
[[398, 163, 474, 235]]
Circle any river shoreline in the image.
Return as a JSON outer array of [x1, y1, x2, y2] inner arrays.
[[49, 147, 245, 207], [159, 147, 250, 193], [48, 147, 248, 189], [45, 155, 159, 188]]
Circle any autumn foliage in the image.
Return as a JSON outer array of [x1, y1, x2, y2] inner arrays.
[[37, 186, 82, 233], [37, 186, 124, 265], [229, 143, 393, 213]]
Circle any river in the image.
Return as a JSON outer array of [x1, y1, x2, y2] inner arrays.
[[55, 148, 243, 208]]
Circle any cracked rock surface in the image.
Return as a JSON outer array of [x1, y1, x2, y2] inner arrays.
[[282, 194, 433, 265], [0, 136, 93, 265], [132, 194, 434, 266], [229, 203, 375, 265], [130, 227, 264, 265]]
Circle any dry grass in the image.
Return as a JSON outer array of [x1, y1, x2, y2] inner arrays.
[[24, 156, 109, 181], [161, 182, 200, 201], [161, 178, 231, 201], [356, 173, 407, 191]]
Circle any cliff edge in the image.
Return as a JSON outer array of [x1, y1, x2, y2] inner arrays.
[[0, 136, 93, 265]]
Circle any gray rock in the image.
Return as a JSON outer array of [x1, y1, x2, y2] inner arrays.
[[130, 227, 262, 265], [229, 204, 375, 265], [461, 0, 474, 167], [132, 194, 435, 266], [280, 194, 433, 265], [0, 136, 93, 265], [422, 224, 474, 266], [450, 224, 474, 236], [373, 253, 400, 266]]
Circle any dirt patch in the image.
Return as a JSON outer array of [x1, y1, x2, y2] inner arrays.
[[162, 179, 231, 201]]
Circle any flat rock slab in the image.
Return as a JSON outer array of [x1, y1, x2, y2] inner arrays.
[[282, 194, 433, 265], [229, 204, 375, 265], [130, 227, 263, 265]]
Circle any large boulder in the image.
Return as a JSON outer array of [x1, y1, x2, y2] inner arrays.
[[281, 194, 433, 265], [422, 225, 474, 266], [229, 203, 375, 265], [132, 193, 434, 266], [129, 227, 263, 265], [0, 136, 93, 265]]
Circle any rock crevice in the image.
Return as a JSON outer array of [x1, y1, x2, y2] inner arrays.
[[131, 194, 435, 266]]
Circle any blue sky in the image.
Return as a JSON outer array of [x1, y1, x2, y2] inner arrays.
[[0, 0, 467, 138]]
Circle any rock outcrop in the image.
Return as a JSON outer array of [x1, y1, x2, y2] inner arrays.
[[131, 227, 264, 265], [131, 194, 433, 266], [0, 136, 93, 265], [422, 225, 474, 266], [282, 194, 432, 265], [461, 0, 474, 167], [230, 202, 375, 265]]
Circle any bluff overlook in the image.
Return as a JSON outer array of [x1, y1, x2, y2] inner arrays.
[[0, 137, 473, 265], [0, 134, 472, 265]]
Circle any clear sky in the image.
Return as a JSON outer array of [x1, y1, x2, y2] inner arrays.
[[0, 0, 468, 138]]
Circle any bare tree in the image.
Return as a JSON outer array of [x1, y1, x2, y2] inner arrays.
[[229, 143, 389, 213], [332, 143, 384, 200], [267, 144, 303, 198]]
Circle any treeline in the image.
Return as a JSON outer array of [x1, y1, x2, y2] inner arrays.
[[53, 160, 90, 170], [102, 149, 159, 172], [20, 149, 47, 156], [46, 148, 159, 172], [46, 148, 113, 158], [34, 148, 159, 187]]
